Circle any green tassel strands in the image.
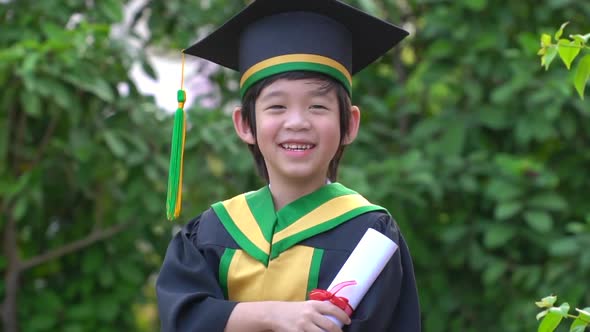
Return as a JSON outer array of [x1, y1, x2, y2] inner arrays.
[[166, 89, 186, 220], [166, 50, 188, 221]]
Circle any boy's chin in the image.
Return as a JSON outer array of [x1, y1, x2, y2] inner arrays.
[[272, 169, 328, 184]]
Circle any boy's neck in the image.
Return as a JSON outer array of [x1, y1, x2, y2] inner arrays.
[[268, 175, 330, 211]]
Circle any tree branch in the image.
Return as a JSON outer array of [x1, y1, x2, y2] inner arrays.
[[2, 104, 22, 332], [1, 106, 18, 215], [93, 185, 105, 231], [2, 212, 21, 332], [13, 109, 26, 172], [19, 222, 132, 271]]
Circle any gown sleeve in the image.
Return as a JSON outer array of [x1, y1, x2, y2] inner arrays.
[[346, 214, 421, 332], [156, 215, 238, 332]]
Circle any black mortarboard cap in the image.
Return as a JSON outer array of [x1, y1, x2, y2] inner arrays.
[[184, 0, 409, 97]]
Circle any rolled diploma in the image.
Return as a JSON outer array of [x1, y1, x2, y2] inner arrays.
[[324, 228, 399, 327]]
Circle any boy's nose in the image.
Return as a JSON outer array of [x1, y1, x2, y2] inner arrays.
[[283, 109, 311, 131]]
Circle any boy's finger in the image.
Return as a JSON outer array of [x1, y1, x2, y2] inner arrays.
[[316, 302, 351, 326], [314, 315, 343, 332]]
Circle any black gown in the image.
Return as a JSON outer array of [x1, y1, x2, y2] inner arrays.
[[156, 183, 421, 331]]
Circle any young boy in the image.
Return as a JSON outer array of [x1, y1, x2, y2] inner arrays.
[[156, 1, 421, 331]]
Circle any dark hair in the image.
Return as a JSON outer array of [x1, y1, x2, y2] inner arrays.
[[240, 71, 352, 183]]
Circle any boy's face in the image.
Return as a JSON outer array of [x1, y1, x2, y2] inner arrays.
[[234, 78, 359, 184]]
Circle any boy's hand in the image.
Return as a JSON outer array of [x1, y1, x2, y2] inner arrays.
[[267, 300, 351, 332]]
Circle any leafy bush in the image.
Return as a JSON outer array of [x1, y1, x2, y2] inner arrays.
[[536, 295, 590, 332], [537, 22, 590, 98]]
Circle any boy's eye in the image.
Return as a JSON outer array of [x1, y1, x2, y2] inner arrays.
[[267, 105, 286, 110], [310, 105, 328, 110]]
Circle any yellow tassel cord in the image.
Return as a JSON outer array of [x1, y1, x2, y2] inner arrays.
[[166, 51, 187, 220]]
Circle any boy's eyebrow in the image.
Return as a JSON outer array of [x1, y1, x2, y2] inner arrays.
[[258, 90, 286, 101], [258, 85, 334, 101], [308, 88, 333, 97]]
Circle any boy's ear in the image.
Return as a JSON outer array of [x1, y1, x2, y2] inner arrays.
[[232, 106, 256, 145], [343, 105, 361, 145]]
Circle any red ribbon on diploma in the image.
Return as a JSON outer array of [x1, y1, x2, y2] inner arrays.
[[309, 280, 357, 316]]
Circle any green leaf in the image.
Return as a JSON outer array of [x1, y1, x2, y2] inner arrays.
[[574, 55, 590, 99], [98, 267, 115, 287], [572, 308, 590, 332], [541, 34, 552, 47], [141, 57, 158, 81], [357, 0, 379, 16], [554, 22, 569, 40], [0, 116, 7, 173], [527, 193, 567, 211], [555, 302, 570, 316], [0, 45, 26, 62], [36, 76, 72, 109], [495, 201, 522, 220], [570, 34, 589, 44], [27, 313, 57, 330], [63, 325, 85, 332], [438, 121, 466, 156], [1, 171, 30, 198], [538, 311, 563, 332], [558, 39, 582, 70], [116, 261, 144, 284], [99, 0, 124, 22], [536, 295, 558, 308], [41, 21, 67, 39], [20, 89, 42, 117], [62, 72, 114, 102], [103, 130, 127, 158], [478, 105, 509, 129], [482, 261, 507, 284], [21, 53, 41, 73], [542, 46, 558, 70], [462, 0, 487, 11], [70, 130, 94, 162], [484, 224, 516, 249], [570, 326, 586, 332], [537, 309, 548, 320], [524, 210, 553, 233], [577, 307, 590, 320], [12, 197, 28, 221], [96, 297, 120, 322], [67, 304, 94, 321], [122, 132, 150, 158], [440, 225, 467, 244], [549, 238, 579, 257], [570, 317, 588, 332], [82, 248, 104, 274], [566, 222, 586, 234], [486, 179, 523, 202], [37, 290, 63, 312]]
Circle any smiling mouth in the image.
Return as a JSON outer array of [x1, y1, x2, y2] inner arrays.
[[280, 143, 315, 151]]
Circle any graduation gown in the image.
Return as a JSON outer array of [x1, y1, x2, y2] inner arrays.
[[156, 183, 421, 331]]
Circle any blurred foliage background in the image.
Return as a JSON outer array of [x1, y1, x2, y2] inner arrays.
[[1, 0, 589, 331]]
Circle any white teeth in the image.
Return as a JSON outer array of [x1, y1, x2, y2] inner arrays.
[[281, 143, 313, 150]]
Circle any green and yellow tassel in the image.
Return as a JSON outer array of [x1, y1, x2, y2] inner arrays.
[[166, 52, 187, 220]]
